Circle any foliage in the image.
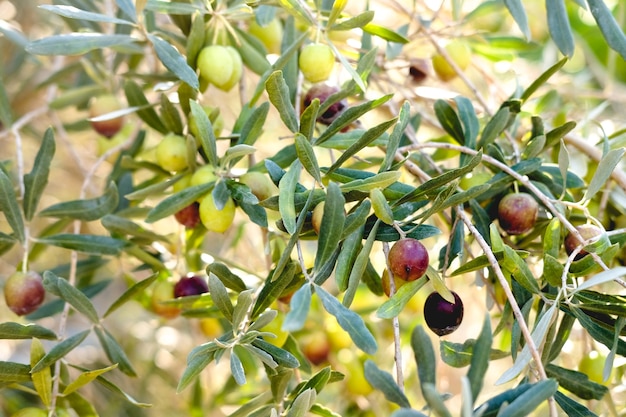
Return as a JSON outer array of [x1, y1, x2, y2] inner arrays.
[[1, 0, 626, 416]]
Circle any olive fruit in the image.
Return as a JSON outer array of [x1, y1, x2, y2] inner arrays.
[[299, 43, 335, 83], [432, 40, 471, 81], [188, 105, 224, 141], [174, 202, 201, 228], [239, 171, 277, 201], [564, 224, 603, 260], [408, 59, 429, 83], [381, 269, 407, 297], [578, 351, 613, 384], [248, 18, 283, 54], [387, 238, 429, 281], [199, 193, 236, 233], [302, 84, 347, 125], [4, 271, 45, 316], [197, 45, 243, 91], [89, 94, 124, 138], [190, 165, 217, 188], [156, 134, 188, 172], [151, 280, 180, 319], [424, 291, 464, 336], [174, 275, 209, 298], [497, 192, 539, 235]]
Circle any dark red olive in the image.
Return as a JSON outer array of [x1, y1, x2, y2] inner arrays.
[[388, 238, 429, 282], [174, 202, 201, 228], [497, 192, 538, 235], [424, 291, 463, 336], [302, 84, 347, 125], [174, 276, 209, 298]]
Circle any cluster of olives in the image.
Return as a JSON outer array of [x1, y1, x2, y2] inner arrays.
[[382, 238, 464, 336]]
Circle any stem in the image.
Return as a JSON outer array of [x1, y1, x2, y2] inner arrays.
[[382, 242, 405, 392]]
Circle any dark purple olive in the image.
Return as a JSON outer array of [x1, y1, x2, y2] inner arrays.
[[424, 291, 463, 336], [174, 276, 209, 298]]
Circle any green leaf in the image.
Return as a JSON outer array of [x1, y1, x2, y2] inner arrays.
[[478, 106, 511, 150], [124, 80, 167, 134], [584, 148, 625, 202], [545, 364, 607, 401], [377, 279, 427, 319], [251, 338, 300, 368], [209, 273, 234, 322], [370, 188, 394, 225], [339, 171, 401, 193], [63, 364, 118, 396], [233, 28, 272, 75], [299, 367, 332, 395], [0, 75, 13, 128], [30, 338, 52, 407], [237, 102, 270, 146], [23, 128, 55, 221], [31, 330, 90, 373], [411, 325, 437, 393], [316, 286, 377, 354], [0, 361, 31, 383], [295, 134, 322, 184], [39, 182, 119, 221], [206, 263, 248, 293], [390, 410, 429, 417], [266, 71, 298, 133], [189, 100, 218, 168], [283, 282, 312, 332], [230, 349, 246, 385], [546, 0, 574, 57], [0, 169, 25, 243], [89, 369, 151, 406], [57, 276, 99, 324], [27, 33, 136, 55], [149, 34, 198, 89], [278, 160, 301, 235], [553, 391, 598, 417], [497, 379, 558, 417], [467, 315, 492, 403], [37, 234, 126, 255], [585, 0, 626, 60], [572, 266, 626, 295], [440, 339, 508, 368], [474, 383, 535, 416], [520, 58, 567, 102], [101, 215, 167, 242], [0, 322, 57, 340], [503, 0, 530, 39], [501, 245, 540, 293], [93, 326, 136, 376], [316, 95, 393, 145], [314, 183, 346, 272], [343, 221, 380, 307], [569, 306, 626, 355], [381, 101, 411, 172], [159, 93, 183, 135], [286, 388, 316, 417], [177, 343, 218, 392], [496, 304, 557, 384], [362, 23, 409, 43], [232, 290, 255, 332], [364, 360, 411, 408], [434, 99, 465, 144], [145, 182, 214, 223], [326, 118, 397, 174], [39, 4, 135, 25], [330, 10, 375, 31], [104, 273, 159, 317]]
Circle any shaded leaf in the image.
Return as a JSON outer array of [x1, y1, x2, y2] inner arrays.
[[0, 169, 24, 243], [209, 273, 234, 322], [314, 183, 346, 271], [0, 323, 57, 340], [145, 182, 214, 223], [37, 234, 126, 255], [31, 330, 90, 373], [63, 364, 118, 396], [364, 360, 410, 408], [295, 134, 322, 184], [586, 0, 626, 60], [94, 326, 136, 376], [545, 364, 607, 401], [278, 160, 301, 235], [149, 34, 198, 89], [283, 282, 312, 332], [39, 5, 134, 24], [23, 128, 55, 221], [546, 0, 574, 57], [266, 71, 298, 133], [553, 391, 598, 417], [584, 148, 625, 202], [27, 33, 136, 55], [104, 273, 159, 317], [0, 361, 31, 383], [316, 286, 377, 354], [57, 276, 99, 323]]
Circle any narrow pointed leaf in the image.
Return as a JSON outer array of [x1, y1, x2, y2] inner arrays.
[[316, 286, 377, 354], [148, 34, 198, 89], [0, 322, 57, 340], [27, 33, 136, 55], [39, 182, 118, 221], [520, 58, 568, 102], [478, 106, 510, 150], [0, 169, 24, 243], [94, 326, 136, 376], [0, 75, 13, 128], [63, 364, 118, 396], [377, 278, 427, 319], [283, 282, 312, 332], [266, 71, 298, 132], [364, 360, 411, 408], [467, 315, 492, 403], [124, 80, 167, 133], [278, 160, 301, 235], [57, 276, 100, 323], [411, 325, 437, 392], [251, 338, 300, 368], [381, 100, 410, 172], [145, 182, 214, 223], [497, 379, 558, 417], [314, 182, 345, 271], [230, 350, 246, 385], [37, 234, 126, 255], [584, 148, 625, 202], [546, 0, 574, 57], [31, 330, 90, 373], [503, 0, 530, 39], [39, 5, 135, 25], [31, 338, 52, 407], [344, 221, 379, 307], [553, 391, 599, 417], [23, 128, 55, 220], [586, 0, 626, 60], [295, 134, 322, 184], [209, 273, 234, 322], [545, 364, 607, 400], [434, 99, 465, 144], [0, 361, 31, 383], [189, 100, 218, 167]]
